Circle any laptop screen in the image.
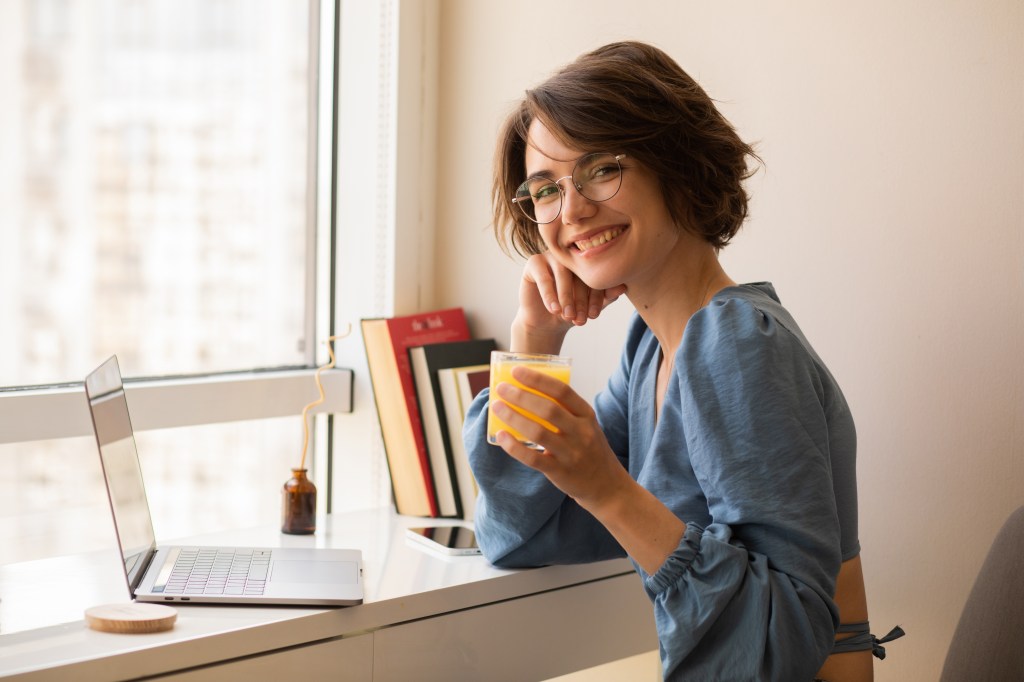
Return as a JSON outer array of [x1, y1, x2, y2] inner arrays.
[[85, 356, 158, 592]]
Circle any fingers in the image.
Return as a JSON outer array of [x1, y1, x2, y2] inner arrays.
[[525, 256, 562, 316], [491, 400, 557, 454], [496, 367, 591, 419], [551, 263, 578, 320], [570, 277, 590, 326], [491, 374, 566, 451], [493, 386, 560, 436], [604, 283, 627, 305], [546, 262, 590, 326], [492, 427, 554, 471], [586, 285, 602, 320], [589, 283, 626, 318], [525, 254, 622, 327], [511, 365, 581, 404]]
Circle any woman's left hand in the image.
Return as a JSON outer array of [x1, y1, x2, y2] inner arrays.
[[490, 365, 631, 510]]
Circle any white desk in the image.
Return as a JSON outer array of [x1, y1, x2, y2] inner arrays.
[[0, 508, 658, 681]]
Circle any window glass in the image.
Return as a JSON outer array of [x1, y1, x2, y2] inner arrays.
[[0, 0, 314, 386], [135, 418, 304, 541], [0, 437, 111, 565], [0, 417, 304, 566]]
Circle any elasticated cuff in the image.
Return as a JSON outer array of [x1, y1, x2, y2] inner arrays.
[[645, 523, 706, 595]]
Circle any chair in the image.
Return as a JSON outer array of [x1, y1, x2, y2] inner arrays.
[[939, 505, 1024, 681]]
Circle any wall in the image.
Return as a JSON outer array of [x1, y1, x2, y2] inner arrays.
[[431, 1, 1024, 679]]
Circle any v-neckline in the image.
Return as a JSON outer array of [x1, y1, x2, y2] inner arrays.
[[654, 346, 675, 427]]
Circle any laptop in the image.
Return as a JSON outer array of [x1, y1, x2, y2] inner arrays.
[[84, 355, 364, 606]]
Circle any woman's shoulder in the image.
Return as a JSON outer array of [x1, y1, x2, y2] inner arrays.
[[686, 282, 808, 353], [697, 281, 780, 326], [709, 281, 783, 314]]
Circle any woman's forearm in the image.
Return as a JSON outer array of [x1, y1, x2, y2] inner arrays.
[[582, 474, 686, 575]]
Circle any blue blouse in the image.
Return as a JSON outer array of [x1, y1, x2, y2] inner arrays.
[[465, 283, 859, 681]]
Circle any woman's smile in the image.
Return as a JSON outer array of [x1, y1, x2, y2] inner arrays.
[[571, 226, 627, 254]]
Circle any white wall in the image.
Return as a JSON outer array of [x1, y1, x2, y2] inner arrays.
[[430, 1, 1024, 679]]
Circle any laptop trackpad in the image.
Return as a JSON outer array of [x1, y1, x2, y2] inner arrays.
[[271, 560, 357, 584]]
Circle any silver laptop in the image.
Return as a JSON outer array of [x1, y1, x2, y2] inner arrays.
[[84, 356, 363, 606]]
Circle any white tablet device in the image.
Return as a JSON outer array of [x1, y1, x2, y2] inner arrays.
[[406, 525, 481, 556]]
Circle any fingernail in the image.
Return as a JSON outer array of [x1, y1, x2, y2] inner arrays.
[[549, 301, 560, 313], [589, 304, 600, 318], [563, 305, 575, 318]]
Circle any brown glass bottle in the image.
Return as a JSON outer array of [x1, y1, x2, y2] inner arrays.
[[282, 468, 317, 535]]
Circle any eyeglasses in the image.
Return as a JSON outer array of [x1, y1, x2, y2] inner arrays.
[[512, 153, 626, 224]]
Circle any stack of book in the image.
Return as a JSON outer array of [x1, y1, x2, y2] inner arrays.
[[361, 308, 495, 519]]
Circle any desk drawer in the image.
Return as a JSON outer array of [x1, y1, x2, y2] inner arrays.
[[372, 573, 657, 681], [153, 633, 372, 681]]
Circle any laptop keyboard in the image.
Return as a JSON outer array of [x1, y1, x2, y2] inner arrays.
[[153, 547, 271, 596]]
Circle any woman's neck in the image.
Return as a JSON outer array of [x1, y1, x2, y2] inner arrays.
[[626, 238, 735, 359]]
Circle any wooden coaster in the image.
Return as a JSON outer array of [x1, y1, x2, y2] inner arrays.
[[85, 603, 178, 634]]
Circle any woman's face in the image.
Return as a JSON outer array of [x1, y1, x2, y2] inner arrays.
[[523, 119, 686, 293]]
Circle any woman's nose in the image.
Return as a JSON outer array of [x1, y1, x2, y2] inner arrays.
[[559, 181, 597, 224]]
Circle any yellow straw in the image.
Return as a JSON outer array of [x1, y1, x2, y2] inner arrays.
[[299, 323, 352, 471]]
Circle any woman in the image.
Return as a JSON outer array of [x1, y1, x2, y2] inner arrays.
[[464, 41, 885, 680]]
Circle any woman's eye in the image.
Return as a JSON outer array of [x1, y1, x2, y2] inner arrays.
[[532, 184, 559, 203], [590, 165, 618, 180]]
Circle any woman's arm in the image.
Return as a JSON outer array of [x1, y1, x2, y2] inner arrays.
[[465, 252, 630, 567], [816, 555, 873, 681]]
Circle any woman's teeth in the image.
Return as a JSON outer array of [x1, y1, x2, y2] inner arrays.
[[574, 227, 623, 252]]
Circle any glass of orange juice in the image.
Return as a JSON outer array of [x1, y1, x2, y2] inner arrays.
[[487, 351, 572, 448]]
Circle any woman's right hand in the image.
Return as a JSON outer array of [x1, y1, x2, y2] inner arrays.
[[510, 252, 626, 354]]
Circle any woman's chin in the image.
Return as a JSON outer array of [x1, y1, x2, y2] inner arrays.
[[578, 273, 626, 294]]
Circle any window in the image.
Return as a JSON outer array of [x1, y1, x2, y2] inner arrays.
[[0, 0, 357, 566], [3, 0, 315, 385]]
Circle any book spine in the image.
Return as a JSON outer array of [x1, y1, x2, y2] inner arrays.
[[383, 308, 470, 517], [411, 347, 459, 517], [439, 367, 477, 520], [360, 319, 434, 516]]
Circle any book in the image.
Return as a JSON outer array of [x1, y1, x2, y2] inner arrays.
[[410, 339, 497, 518], [361, 308, 470, 517], [455, 365, 492, 415], [438, 362, 491, 521]]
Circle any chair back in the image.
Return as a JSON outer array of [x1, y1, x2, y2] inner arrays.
[[939, 505, 1024, 681]]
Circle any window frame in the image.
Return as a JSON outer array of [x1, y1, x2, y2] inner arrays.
[[0, 368, 353, 445]]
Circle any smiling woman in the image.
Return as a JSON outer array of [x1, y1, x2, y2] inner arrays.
[[466, 40, 892, 681]]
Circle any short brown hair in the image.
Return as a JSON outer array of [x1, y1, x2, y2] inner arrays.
[[493, 41, 761, 257]]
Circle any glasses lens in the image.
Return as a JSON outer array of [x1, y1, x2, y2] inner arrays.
[[514, 178, 561, 224], [573, 153, 623, 202]]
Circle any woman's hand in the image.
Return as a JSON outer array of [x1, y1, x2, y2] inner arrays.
[[490, 365, 631, 510], [490, 364, 687, 574], [511, 253, 626, 354]]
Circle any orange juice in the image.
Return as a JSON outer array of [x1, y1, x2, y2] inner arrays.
[[487, 352, 572, 448]]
